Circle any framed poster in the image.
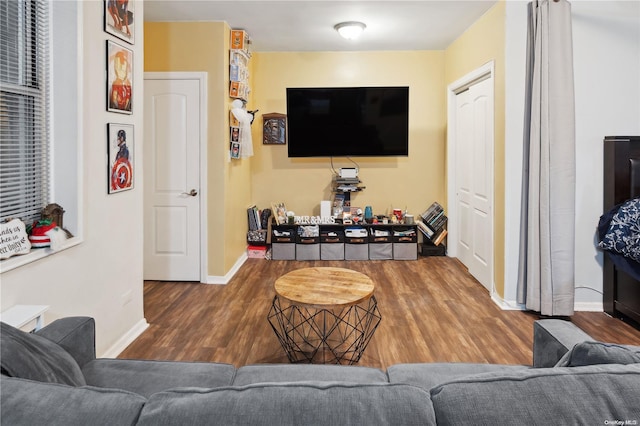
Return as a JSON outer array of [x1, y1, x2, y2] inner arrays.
[[263, 113, 287, 145], [107, 40, 133, 114], [108, 123, 134, 193], [104, 0, 135, 44]]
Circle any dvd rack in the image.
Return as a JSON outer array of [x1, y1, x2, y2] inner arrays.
[[418, 202, 448, 247], [331, 175, 365, 219]]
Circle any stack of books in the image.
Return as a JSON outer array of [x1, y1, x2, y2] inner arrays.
[[418, 202, 448, 246]]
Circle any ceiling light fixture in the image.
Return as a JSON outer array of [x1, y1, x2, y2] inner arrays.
[[334, 21, 366, 40]]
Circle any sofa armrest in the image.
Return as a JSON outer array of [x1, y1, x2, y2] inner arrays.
[[35, 317, 96, 368], [533, 319, 594, 368]]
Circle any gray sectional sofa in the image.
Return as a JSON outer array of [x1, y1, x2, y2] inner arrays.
[[1, 316, 639, 425]]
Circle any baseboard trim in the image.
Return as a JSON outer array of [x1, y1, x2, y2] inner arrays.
[[574, 302, 603, 312], [492, 293, 603, 313], [101, 318, 149, 358], [491, 292, 526, 311], [205, 252, 248, 285]]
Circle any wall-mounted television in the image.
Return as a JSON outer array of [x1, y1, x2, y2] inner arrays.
[[286, 86, 409, 157]]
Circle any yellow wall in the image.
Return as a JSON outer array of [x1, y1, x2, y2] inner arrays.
[[444, 2, 506, 297], [250, 51, 446, 221], [144, 6, 505, 284], [144, 22, 252, 277]]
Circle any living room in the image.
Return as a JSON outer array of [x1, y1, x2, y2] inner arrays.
[[2, 0, 640, 361]]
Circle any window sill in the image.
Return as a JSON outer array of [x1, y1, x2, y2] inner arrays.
[[0, 237, 82, 274]]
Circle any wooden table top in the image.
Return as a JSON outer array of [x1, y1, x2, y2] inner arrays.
[[274, 267, 375, 307]]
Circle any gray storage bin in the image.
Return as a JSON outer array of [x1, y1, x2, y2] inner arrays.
[[272, 243, 296, 260], [369, 243, 393, 260], [393, 243, 418, 260], [321, 243, 344, 260], [345, 243, 369, 260], [296, 243, 320, 260]]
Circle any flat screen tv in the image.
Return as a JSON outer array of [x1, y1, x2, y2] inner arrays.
[[286, 86, 409, 157]]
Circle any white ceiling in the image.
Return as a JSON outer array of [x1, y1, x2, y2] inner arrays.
[[143, 1, 499, 52]]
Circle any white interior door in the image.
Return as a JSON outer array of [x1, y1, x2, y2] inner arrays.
[[144, 77, 201, 281], [454, 76, 494, 292]]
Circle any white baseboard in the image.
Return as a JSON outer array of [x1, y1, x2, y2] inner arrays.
[[100, 318, 149, 358], [574, 302, 603, 312], [205, 252, 248, 285], [492, 293, 603, 313], [491, 292, 526, 310]]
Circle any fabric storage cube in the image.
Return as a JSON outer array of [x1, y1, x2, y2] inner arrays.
[[345, 243, 369, 260], [393, 243, 417, 260], [296, 243, 320, 260], [321, 243, 344, 260], [272, 243, 296, 260], [369, 243, 393, 260]]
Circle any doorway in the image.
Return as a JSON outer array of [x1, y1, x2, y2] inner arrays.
[[447, 62, 495, 293], [143, 72, 208, 281]]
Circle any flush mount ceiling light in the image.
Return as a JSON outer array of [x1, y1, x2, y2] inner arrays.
[[334, 21, 366, 40]]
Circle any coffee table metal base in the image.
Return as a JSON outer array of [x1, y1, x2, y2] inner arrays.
[[268, 295, 381, 365]]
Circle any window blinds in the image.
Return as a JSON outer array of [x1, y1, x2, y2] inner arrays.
[[0, 0, 50, 224]]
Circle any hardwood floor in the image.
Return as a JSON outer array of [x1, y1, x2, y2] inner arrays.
[[118, 257, 640, 369]]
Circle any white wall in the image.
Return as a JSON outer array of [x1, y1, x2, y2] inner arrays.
[[504, 0, 640, 309], [0, 1, 146, 356]]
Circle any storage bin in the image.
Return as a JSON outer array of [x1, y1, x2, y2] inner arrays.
[[272, 243, 296, 260], [321, 243, 344, 260], [369, 243, 393, 260], [345, 243, 369, 260], [393, 243, 417, 260], [296, 243, 320, 260]]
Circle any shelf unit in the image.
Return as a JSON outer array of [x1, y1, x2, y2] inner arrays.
[[270, 223, 417, 261], [417, 202, 447, 256]]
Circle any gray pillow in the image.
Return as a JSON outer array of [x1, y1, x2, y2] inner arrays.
[[1, 321, 86, 386], [555, 341, 640, 367]]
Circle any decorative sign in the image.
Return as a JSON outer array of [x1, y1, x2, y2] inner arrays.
[[294, 216, 336, 225], [0, 219, 31, 259]]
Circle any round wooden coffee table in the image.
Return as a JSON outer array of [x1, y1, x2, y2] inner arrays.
[[267, 267, 381, 364]]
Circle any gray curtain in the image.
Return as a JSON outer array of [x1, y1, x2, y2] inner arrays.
[[517, 0, 575, 316]]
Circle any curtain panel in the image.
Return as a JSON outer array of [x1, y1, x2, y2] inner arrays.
[[517, 0, 576, 316]]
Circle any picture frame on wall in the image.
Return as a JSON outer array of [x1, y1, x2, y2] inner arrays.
[[106, 40, 133, 114], [263, 113, 287, 145], [104, 0, 135, 44], [108, 123, 134, 194]]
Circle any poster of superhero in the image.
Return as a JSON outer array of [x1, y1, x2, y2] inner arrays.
[[104, 0, 135, 44], [107, 123, 134, 194], [107, 40, 133, 114]]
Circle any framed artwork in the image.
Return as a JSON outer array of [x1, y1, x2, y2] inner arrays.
[[263, 113, 287, 145], [108, 123, 134, 193], [271, 202, 288, 225], [104, 0, 135, 44], [230, 126, 240, 143], [230, 142, 240, 159], [107, 40, 133, 114]]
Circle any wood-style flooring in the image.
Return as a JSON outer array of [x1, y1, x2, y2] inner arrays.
[[118, 257, 640, 369]]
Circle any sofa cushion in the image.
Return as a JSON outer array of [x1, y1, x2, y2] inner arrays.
[[430, 363, 640, 425], [137, 383, 435, 426], [555, 341, 640, 367], [0, 321, 86, 386], [0, 376, 146, 426], [82, 359, 236, 398], [234, 364, 387, 386], [387, 362, 530, 390]]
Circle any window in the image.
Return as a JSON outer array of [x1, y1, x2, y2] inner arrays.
[[1, 0, 80, 272], [0, 0, 50, 225]]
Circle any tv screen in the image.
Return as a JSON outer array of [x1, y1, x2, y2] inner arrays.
[[286, 86, 409, 157]]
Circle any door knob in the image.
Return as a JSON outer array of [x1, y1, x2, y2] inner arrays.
[[182, 189, 198, 197]]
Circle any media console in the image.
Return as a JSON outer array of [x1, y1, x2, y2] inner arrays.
[[270, 223, 418, 261]]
